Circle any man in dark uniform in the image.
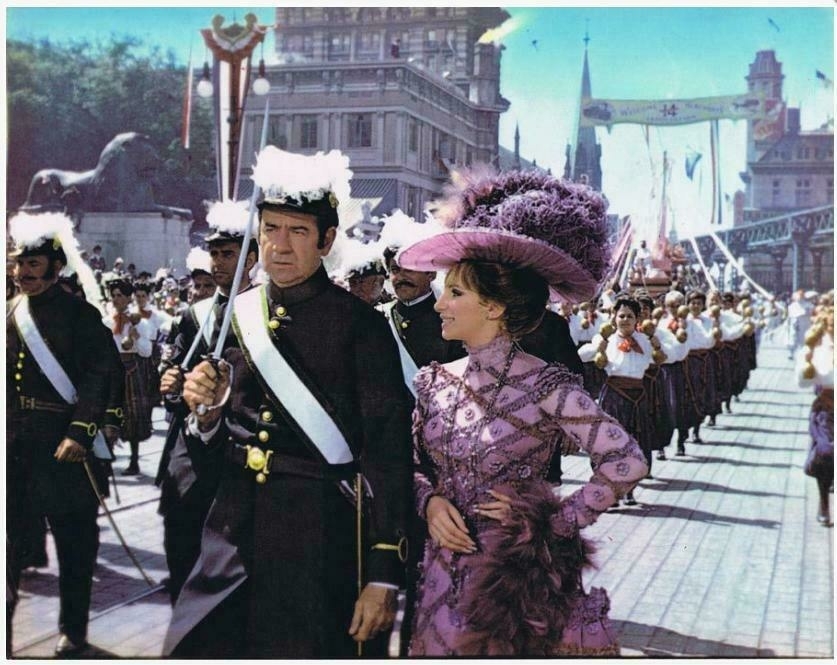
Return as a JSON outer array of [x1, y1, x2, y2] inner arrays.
[[164, 147, 413, 658], [155, 201, 259, 605], [382, 245, 464, 367], [6, 212, 113, 657]]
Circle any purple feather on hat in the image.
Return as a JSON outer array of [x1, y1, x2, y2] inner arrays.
[[432, 167, 611, 284]]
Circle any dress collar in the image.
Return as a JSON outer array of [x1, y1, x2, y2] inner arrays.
[[463, 334, 514, 373]]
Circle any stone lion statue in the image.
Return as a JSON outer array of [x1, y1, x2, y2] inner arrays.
[[22, 132, 190, 219]]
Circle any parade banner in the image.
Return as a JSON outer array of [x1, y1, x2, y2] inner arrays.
[[752, 98, 785, 142], [579, 92, 768, 127]]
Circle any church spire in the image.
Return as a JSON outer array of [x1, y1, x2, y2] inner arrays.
[[514, 122, 520, 168], [565, 26, 602, 191]]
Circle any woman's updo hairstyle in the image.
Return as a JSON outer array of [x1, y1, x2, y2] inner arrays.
[[451, 260, 548, 338]]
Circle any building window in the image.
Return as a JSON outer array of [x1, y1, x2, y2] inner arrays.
[[328, 32, 351, 61], [269, 116, 287, 149], [438, 135, 452, 160], [425, 30, 439, 50], [408, 121, 418, 152], [357, 31, 381, 60], [771, 178, 781, 206], [795, 178, 812, 206], [348, 114, 372, 148], [300, 116, 318, 149]]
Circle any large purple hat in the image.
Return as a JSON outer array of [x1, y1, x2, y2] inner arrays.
[[397, 167, 611, 303]]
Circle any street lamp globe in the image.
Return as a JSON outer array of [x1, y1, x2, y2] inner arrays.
[[197, 78, 214, 98], [252, 77, 270, 96], [252, 59, 270, 96]]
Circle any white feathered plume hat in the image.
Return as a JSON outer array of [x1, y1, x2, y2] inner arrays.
[[378, 209, 447, 268], [185, 246, 212, 276], [204, 199, 259, 244], [337, 236, 387, 280], [251, 146, 353, 232], [251, 146, 360, 274], [8, 211, 103, 309]]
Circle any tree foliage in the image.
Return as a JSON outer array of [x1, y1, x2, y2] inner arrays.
[[7, 36, 216, 220]]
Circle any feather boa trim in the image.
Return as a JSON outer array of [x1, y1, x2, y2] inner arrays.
[[462, 479, 596, 655]]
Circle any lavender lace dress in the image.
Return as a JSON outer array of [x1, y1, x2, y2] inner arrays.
[[409, 335, 647, 656]]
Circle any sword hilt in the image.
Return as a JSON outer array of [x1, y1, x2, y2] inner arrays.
[[195, 356, 229, 416]]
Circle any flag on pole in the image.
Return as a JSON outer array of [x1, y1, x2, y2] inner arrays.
[[181, 50, 193, 150], [685, 149, 702, 180], [815, 70, 833, 88]]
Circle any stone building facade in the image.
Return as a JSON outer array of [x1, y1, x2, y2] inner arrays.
[[236, 7, 510, 224], [735, 50, 834, 294]]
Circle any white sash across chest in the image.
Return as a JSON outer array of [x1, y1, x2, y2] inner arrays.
[[13, 296, 112, 459], [381, 301, 419, 398], [14, 297, 78, 403], [232, 286, 353, 465]]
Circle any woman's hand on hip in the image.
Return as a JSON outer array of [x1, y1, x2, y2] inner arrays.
[[475, 488, 513, 524], [426, 495, 476, 553]]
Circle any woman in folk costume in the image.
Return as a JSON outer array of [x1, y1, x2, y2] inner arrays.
[[797, 303, 834, 526], [634, 291, 678, 461], [397, 167, 648, 656], [568, 298, 607, 399], [579, 296, 668, 505], [103, 278, 155, 475]]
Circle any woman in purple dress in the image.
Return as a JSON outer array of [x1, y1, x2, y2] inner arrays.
[[397, 168, 648, 656]]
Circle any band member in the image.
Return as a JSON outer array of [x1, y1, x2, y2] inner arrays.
[[164, 147, 413, 658], [156, 201, 259, 604], [650, 291, 690, 457], [104, 279, 155, 475], [797, 303, 834, 526], [569, 299, 607, 399], [708, 290, 746, 414], [580, 296, 666, 505], [7, 212, 113, 656]]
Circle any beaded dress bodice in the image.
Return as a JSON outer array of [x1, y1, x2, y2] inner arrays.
[[413, 335, 646, 535]]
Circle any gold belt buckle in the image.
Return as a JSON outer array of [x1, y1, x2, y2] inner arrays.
[[244, 445, 273, 485]]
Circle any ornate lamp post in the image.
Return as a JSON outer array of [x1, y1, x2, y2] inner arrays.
[[198, 13, 269, 201]]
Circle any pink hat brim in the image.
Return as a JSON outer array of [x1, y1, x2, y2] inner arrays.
[[397, 228, 598, 303]]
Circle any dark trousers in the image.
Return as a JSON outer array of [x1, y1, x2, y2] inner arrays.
[[7, 506, 99, 650], [47, 507, 100, 643], [163, 496, 209, 605]]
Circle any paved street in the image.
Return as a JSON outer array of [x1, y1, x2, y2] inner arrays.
[[11, 333, 833, 658]]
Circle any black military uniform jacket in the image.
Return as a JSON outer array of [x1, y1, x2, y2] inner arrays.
[[388, 292, 465, 367], [165, 266, 414, 658], [7, 284, 112, 514]]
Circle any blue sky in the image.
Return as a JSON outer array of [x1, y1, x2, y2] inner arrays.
[[6, 4, 835, 240]]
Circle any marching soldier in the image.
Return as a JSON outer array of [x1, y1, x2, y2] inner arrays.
[[164, 147, 413, 658], [155, 200, 259, 605], [7, 212, 113, 656], [337, 234, 390, 307], [380, 210, 466, 373]]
